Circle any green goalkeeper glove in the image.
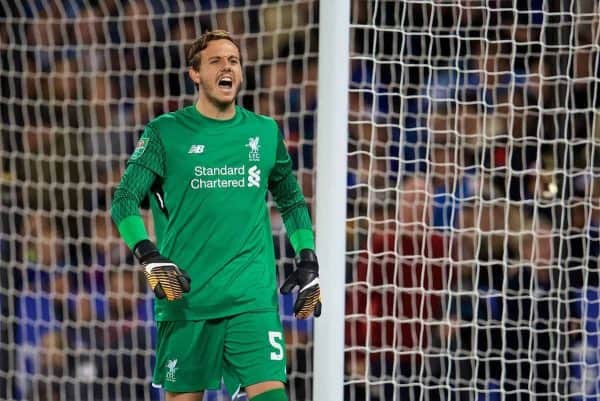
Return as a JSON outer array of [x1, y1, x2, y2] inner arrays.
[[280, 249, 322, 319], [134, 239, 191, 301]]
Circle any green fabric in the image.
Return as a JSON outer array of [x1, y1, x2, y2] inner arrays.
[[118, 105, 314, 321], [110, 129, 168, 247], [153, 319, 226, 392], [153, 312, 286, 394], [110, 161, 157, 225], [290, 229, 315, 254], [117, 215, 149, 250], [128, 125, 166, 176], [281, 204, 313, 239], [269, 169, 313, 241], [250, 388, 288, 401], [288, 228, 315, 253], [149, 193, 168, 247], [267, 135, 314, 253]]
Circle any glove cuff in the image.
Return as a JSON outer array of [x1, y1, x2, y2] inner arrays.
[[295, 249, 318, 271], [133, 239, 160, 263]]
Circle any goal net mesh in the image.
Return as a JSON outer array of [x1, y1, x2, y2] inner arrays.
[[0, 1, 317, 400], [1, 1, 599, 401], [345, 1, 599, 401]]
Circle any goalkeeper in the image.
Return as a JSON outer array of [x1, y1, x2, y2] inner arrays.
[[110, 30, 321, 401]]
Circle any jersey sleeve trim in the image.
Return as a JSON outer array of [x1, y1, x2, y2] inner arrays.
[[289, 228, 315, 253], [117, 215, 149, 250]]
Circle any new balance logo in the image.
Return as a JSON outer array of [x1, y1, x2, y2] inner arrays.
[[248, 165, 261, 187], [188, 144, 205, 154]]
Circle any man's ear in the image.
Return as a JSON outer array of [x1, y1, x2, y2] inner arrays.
[[188, 67, 200, 85]]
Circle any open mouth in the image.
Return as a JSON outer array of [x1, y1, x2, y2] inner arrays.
[[218, 77, 233, 89]]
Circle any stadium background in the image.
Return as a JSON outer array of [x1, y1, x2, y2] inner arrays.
[[1, 1, 599, 401]]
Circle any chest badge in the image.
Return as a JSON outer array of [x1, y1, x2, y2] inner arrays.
[[246, 137, 261, 161]]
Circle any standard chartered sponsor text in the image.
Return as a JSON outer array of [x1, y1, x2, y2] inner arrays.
[[190, 165, 246, 189]]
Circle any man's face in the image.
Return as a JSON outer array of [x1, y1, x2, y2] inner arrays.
[[193, 39, 243, 108]]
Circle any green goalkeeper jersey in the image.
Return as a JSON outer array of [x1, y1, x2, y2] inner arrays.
[[114, 105, 313, 321]]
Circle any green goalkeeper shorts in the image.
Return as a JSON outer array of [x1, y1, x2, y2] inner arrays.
[[151, 310, 287, 394]]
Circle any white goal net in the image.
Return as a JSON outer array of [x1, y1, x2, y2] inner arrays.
[[345, 1, 599, 401], [0, 1, 317, 400], [1, 1, 599, 401]]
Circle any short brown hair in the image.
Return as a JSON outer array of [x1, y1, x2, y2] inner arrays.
[[186, 30, 242, 70]]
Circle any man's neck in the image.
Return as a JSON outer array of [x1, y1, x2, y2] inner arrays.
[[196, 98, 236, 120]]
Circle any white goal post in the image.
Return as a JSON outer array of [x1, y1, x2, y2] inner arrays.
[[314, 0, 349, 400]]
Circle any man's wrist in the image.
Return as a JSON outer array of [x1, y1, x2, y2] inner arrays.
[[116, 215, 150, 250], [133, 239, 160, 263], [295, 249, 318, 271], [289, 229, 315, 254]]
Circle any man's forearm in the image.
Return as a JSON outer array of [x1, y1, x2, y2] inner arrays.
[[285, 209, 315, 253], [271, 173, 315, 252], [110, 163, 157, 249]]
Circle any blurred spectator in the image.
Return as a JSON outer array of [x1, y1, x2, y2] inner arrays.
[[561, 175, 600, 289], [167, 16, 205, 101], [259, 53, 318, 199], [98, 267, 156, 401], [345, 177, 449, 401], [569, 180, 600, 399], [79, 210, 133, 297], [455, 182, 557, 401], [570, 288, 600, 401], [427, 104, 479, 232], [69, 6, 109, 73], [13, 212, 70, 399], [22, 265, 157, 401]]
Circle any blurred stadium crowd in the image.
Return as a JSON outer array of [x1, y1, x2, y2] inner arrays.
[[0, 1, 318, 400], [0, 1, 599, 401], [345, 2, 600, 401]]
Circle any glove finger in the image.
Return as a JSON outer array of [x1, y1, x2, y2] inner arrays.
[[295, 287, 321, 319], [293, 292, 307, 315], [145, 271, 164, 299], [280, 276, 298, 294], [162, 275, 184, 301], [178, 274, 191, 293], [314, 300, 322, 317], [153, 282, 166, 299]]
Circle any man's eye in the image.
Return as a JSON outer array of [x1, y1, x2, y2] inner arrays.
[[230, 59, 239, 64]]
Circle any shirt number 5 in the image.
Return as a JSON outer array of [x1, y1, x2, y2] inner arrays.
[[268, 331, 284, 361]]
